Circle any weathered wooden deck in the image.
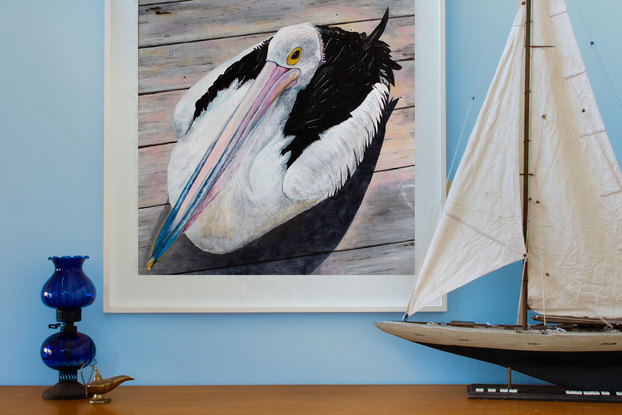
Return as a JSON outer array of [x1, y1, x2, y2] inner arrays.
[[137, 0, 415, 275]]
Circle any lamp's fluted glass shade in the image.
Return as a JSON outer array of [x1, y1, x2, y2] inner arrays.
[[41, 256, 95, 309]]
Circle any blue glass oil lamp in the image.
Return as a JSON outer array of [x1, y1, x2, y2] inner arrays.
[[40, 255, 96, 400]]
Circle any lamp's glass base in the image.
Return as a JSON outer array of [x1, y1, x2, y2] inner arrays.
[[42, 381, 87, 400]]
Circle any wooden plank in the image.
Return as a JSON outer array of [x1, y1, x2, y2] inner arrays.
[[138, 143, 171, 209], [138, 90, 180, 147], [182, 241, 414, 275], [333, 167, 414, 253], [138, 0, 414, 48], [138, 16, 414, 94], [138, 166, 414, 274], [373, 106, 414, 171], [138, 106, 413, 208], [311, 241, 414, 275], [137, 60, 413, 148]]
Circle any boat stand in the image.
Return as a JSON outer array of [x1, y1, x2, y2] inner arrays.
[[467, 369, 622, 402], [467, 384, 622, 402]]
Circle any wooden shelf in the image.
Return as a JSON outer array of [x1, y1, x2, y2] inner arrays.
[[1, 385, 620, 414]]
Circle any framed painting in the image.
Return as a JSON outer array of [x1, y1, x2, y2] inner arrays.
[[103, 0, 445, 312]]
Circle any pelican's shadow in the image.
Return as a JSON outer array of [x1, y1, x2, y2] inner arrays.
[[146, 98, 399, 275]]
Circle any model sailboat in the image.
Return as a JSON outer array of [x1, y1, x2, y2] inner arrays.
[[377, 0, 622, 393]]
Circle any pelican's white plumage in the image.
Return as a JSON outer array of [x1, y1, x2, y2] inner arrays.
[[283, 82, 389, 200], [148, 12, 399, 268]]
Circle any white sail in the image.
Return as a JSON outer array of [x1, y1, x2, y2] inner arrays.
[[526, 0, 622, 320], [407, 0, 622, 319], [406, 5, 528, 315]]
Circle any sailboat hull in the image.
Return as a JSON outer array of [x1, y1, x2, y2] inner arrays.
[[376, 321, 622, 391]]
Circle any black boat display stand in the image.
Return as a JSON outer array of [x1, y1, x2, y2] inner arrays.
[[467, 384, 622, 403], [467, 367, 622, 402]]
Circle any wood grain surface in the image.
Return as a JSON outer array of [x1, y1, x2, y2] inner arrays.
[[2, 385, 620, 415], [137, 0, 414, 275]]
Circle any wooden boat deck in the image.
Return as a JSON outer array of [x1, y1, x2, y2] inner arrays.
[[376, 321, 622, 352], [137, 0, 415, 274]]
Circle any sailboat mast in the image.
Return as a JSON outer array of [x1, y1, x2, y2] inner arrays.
[[520, 0, 532, 329]]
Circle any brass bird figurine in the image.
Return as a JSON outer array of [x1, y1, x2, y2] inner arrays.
[[85, 366, 134, 404]]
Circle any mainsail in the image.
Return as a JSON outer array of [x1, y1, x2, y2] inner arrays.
[[407, 0, 622, 319], [526, 0, 622, 320]]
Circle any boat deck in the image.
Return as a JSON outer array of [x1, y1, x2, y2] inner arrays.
[[376, 320, 622, 352]]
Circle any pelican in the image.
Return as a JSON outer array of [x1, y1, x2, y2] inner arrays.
[[148, 10, 401, 270]]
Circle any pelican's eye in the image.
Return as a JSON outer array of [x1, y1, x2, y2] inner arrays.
[[287, 47, 302, 65]]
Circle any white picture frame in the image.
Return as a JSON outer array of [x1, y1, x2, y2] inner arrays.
[[103, 0, 445, 312], [414, 0, 447, 311]]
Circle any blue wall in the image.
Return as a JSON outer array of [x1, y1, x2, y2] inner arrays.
[[1, 1, 620, 386]]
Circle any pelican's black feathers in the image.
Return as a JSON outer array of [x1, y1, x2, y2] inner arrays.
[[281, 10, 401, 168], [367, 8, 390, 46], [192, 39, 271, 124]]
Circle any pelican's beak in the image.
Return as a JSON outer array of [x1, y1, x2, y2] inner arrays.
[[148, 62, 299, 269]]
